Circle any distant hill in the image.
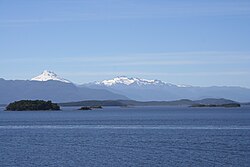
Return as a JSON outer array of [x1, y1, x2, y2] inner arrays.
[[60, 98, 238, 107], [84, 76, 250, 102], [194, 98, 236, 105], [0, 79, 128, 104], [190, 103, 241, 108], [60, 100, 127, 107]]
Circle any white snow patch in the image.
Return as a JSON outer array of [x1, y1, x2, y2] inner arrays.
[[31, 70, 71, 83], [96, 76, 169, 86]]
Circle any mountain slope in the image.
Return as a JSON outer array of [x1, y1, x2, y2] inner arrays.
[[0, 78, 128, 104], [85, 76, 250, 102]]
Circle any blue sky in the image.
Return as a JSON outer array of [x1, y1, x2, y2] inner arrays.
[[0, 0, 250, 87]]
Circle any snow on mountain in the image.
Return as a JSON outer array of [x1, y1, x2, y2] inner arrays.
[[94, 76, 184, 87], [31, 70, 71, 83]]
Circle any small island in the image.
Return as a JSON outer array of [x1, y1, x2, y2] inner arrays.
[[78, 106, 92, 110], [6, 100, 60, 111], [190, 103, 241, 108], [78, 106, 103, 110]]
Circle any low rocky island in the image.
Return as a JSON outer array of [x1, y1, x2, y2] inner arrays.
[[78, 106, 92, 110], [78, 106, 103, 110], [190, 103, 241, 108], [6, 100, 60, 111]]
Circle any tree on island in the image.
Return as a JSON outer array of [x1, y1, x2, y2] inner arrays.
[[6, 100, 60, 111]]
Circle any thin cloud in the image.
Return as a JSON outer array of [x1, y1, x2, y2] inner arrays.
[[1, 1, 250, 26], [1, 51, 250, 66], [62, 71, 250, 77]]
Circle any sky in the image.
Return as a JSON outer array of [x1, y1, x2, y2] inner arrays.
[[0, 0, 250, 87]]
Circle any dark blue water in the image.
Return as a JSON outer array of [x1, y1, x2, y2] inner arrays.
[[0, 106, 250, 167]]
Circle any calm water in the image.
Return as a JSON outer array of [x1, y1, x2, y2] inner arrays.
[[0, 106, 250, 167]]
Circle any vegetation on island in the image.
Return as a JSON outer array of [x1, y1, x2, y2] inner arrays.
[[6, 100, 60, 111], [190, 103, 241, 108]]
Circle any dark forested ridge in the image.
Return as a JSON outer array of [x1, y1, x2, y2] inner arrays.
[[6, 100, 60, 111], [60, 98, 240, 107], [190, 103, 241, 108]]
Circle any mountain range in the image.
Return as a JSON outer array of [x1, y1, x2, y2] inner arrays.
[[84, 76, 250, 102], [0, 71, 127, 104], [0, 70, 250, 104]]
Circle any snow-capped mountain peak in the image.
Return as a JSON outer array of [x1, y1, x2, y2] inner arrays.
[[31, 70, 71, 83], [98, 76, 137, 86], [95, 76, 169, 86]]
